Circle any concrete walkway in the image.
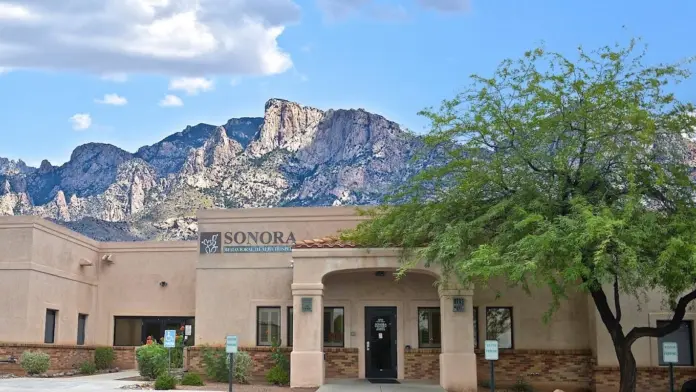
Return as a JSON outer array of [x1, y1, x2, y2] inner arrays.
[[0, 370, 143, 391], [317, 379, 445, 392]]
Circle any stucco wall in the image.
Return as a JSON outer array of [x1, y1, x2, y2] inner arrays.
[[97, 241, 197, 345], [591, 285, 696, 367], [474, 279, 591, 350], [194, 206, 366, 346]]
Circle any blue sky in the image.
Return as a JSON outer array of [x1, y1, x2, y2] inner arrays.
[[0, 0, 695, 166]]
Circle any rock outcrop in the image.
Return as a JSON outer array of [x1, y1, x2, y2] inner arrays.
[[0, 98, 443, 241]]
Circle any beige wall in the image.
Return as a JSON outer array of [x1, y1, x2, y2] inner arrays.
[[97, 241, 197, 345], [194, 207, 366, 346], [0, 216, 197, 346], [474, 279, 591, 350], [591, 285, 696, 367]]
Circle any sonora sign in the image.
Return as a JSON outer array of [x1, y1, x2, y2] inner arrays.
[[199, 231, 296, 254]]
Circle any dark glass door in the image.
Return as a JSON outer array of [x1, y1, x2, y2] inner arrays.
[[365, 307, 397, 379]]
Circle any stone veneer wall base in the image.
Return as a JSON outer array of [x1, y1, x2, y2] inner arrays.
[[0, 343, 136, 375], [186, 346, 358, 380]]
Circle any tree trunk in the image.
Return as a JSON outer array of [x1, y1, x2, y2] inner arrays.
[[617, 342, 638, 392]]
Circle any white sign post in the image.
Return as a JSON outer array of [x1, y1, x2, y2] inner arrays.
[[484, 340, 499, 392], [163, 330, 176, 374], [226, 335, 238, 392], [663, 342, 678, 392]]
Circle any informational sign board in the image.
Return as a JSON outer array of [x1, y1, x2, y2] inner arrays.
[[663, 342, 679, 363], [226, 335, 238, 354], [485, 340, 499, 361], [301, 297, 313, 312], [185, 325, 192, 336], [163, 330, 176, 348], [453, 297, 465, 312]]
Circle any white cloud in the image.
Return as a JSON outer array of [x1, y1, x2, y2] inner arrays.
[[70, 113, 92, 130], [169, 77, 213, 95], [159, 94, 183, 107], [101, 73, 128, 82], [0, 67, 9, 74], [0, 3, 38, 21], [230, 77, 241, 86], [0, 0, 299, 76], [95, 93, 128, 106]]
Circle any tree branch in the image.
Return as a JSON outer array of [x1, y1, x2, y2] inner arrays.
[[614, 273, 622, 323], [588, 282, 621, 339], [626, 288, 696, 345]]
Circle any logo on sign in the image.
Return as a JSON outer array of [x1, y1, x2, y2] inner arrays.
[[200, 232, 221, 254], [163, 330, 177, 348]]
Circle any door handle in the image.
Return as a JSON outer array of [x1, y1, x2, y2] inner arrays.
[[366, 341, 370, 351]]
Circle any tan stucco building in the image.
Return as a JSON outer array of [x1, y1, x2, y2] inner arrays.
[[0, 206, 695, 391]]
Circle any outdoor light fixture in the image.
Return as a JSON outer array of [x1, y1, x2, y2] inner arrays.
[[159, 281, 168, 287]]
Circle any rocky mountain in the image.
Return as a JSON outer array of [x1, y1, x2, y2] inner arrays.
[[0, 99, 443, 241]]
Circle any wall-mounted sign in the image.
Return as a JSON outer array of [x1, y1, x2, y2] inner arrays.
[[199, 231, 296, 254], [453, 297, 465, 312], [374, 318, 387, 332], [301, 297, 313, 312], [184, 325, 192, 336]]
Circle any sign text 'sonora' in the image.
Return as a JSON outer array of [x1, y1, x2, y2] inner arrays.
[[199, 231, 296, 254]]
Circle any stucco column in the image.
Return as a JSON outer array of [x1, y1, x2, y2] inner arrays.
[[439, 286, 478, 392], [290, 283, 324, 388]]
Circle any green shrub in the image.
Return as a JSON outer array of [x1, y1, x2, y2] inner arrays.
[[79, 361, 97, 375], [200, 346, 228, 382], [509, 378, 534, 392], [233, 351, 252, 384], [136, 343, 168, 380], [94, 347, 115, 370], [265, 339, 289, 386], [180, 372, 204, 386], [19, 351, 50, 375], [170, 335, 184, 368], [200, 347, 253, 384], [154, 373, 177, 390], [265, 365, 289, 386]]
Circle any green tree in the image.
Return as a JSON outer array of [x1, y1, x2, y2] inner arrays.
[[342, 39, 696, 392]]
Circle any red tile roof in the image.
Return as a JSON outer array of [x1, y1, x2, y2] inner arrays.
[[293, 236, 358, 249]]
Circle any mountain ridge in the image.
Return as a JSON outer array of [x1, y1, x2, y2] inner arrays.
[[0, 98, 441, 241]]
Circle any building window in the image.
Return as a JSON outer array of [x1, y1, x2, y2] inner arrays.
[[287, 307, 293, 347], [324, 307, 344, 347], [113, 316, 195, 346], [486, 307, 513, 349], [418, 307, 441, 348], [657, 320, 694, 366], [77, 314, 87, 345], [473, 306, 479, 349], [44, 309, 57, 344], [257, 307, 281, 346]]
